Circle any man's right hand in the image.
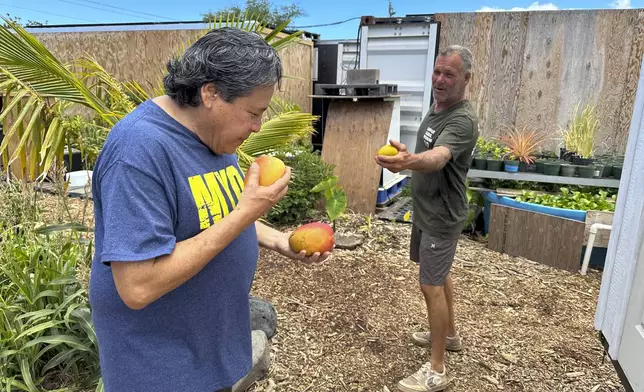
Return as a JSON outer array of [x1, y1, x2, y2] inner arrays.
[[237, 161, 291, 220]]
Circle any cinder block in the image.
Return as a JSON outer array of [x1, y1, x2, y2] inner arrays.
[[347, 69, 380, 85]]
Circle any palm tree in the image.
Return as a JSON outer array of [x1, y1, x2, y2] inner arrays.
[[0, 12, 317, 181]]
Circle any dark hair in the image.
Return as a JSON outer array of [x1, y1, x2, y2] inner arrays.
[[163, 27, 283, 106]]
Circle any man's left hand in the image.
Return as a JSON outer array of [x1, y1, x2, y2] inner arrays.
[[274, 231, 331, 263], [374, 140, 417, 173]]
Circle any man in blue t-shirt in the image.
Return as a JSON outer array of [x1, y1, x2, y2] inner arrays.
[[89, 27, 330, 392]]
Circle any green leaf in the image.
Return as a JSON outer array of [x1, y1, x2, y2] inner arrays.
[[15, 320, 65, 340], [18, 357, 38, 392], [312, 176, 338, 193], [34, 223, 92, 235], [325, 188, 347, 222], [22, 335, 93, 353]]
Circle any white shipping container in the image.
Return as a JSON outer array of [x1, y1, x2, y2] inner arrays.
[[349, 16, 440, 153]]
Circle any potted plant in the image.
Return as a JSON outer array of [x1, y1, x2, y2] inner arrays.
[[560, 102, 599, 174], [559, 163, 578, 177], [503, 153, 520, 172], [473, 137, 489, 170], [543, 160, 562, 176], [485, 145, 505, 171], [497, 125, 547, 173], [612, 163, 623, 179], [535, 150, 556, 173]]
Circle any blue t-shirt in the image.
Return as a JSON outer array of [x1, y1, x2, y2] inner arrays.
[[89, 99, 259, 392]]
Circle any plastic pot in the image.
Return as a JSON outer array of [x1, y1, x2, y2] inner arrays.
[[601, 164, 612, 177], [560, 164, 578, 177], [543, 162, 561, 176], [504, 160, 519, 172], [612, 164, 622, 179], [474, 157, 487, 170], [573, 156, 594, 166], [577, 165, 596, 178], [486, 158, 503, 171], [592, 165, 602, 178], [535, 160, 546, 173]]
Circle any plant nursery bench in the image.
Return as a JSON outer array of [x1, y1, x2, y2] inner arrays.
[[467, 169, 621, 188]]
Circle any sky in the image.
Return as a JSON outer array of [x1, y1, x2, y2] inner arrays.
[[0, 0, 640, 40]]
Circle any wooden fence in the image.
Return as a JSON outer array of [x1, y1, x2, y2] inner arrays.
[[28, 23, 314, 113], [434, 9, 644, 154]]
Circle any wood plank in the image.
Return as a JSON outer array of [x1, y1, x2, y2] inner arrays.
[[433, 9, 644, 155], [487, 204, 585, 272], [515, 12, 564, 151], [487, 203, 508, 253], [470, 13, 494, 138], [484, 12, 529, 138], [594, 10, 639, 153], [615, 10, 644, 153], [320, 99, 394, 214], [556, 11, 603, 133]]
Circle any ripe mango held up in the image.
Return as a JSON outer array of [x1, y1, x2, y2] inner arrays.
[[377, 144, 399, 156], [289, 222, 335, 256], [244, 155, 286, 187]]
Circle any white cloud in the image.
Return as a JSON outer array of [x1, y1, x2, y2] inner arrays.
[[610, 0, 632, 8], [476, 1, 560, 11]]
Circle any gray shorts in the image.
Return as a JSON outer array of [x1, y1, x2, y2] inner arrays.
[[410, 225, 458, 286]]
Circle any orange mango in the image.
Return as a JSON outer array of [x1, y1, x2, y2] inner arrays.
[[244, 155, 286, 187], [288, 222, 335, 256]]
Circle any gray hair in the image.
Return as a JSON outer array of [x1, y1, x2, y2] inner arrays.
[[439, 45, 473, 74], [164, 27, 283, 106]]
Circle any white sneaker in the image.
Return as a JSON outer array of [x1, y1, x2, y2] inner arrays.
[[397, 362, 451, 392], [410, 331, 463, 351]]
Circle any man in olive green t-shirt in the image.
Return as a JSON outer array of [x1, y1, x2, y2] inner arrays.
[[375, 45, 479, 392]]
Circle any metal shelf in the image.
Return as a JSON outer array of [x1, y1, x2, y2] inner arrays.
[[466, 169, 621, 188]]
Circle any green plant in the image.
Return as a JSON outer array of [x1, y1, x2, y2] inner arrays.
[[0, 179, 41, 231], [311, 176, 347, 231], [497, 125, 547, 164], [265, 147, 334, 225], [63, 115, 109, 170], [475, 137, 490, 156], [560, 102, 599, 158], [515, 187, 616, 212], [488, 146, 505, 160], [0, 229, 100, 392]]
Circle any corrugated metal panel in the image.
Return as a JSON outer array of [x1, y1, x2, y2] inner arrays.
[[358, 21, 439, 153]]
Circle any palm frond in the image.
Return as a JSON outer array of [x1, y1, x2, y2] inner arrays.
[[0, 17, 114, 122], [238, 111, 318, 158], [0, 17, 120, 179], [75, 56, 137, 116]]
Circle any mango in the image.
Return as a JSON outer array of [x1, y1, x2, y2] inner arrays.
[[288, 222, 335, 256], [244, 155, 286, 187], [377, 144, 399, 156]]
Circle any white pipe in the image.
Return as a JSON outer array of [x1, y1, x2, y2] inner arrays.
[[581, 223, 613, 275]]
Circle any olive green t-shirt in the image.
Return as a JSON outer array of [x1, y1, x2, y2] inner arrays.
[[410, 99, 479, 239]]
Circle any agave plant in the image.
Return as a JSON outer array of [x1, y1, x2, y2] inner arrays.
[[0, 12, 317, 181]]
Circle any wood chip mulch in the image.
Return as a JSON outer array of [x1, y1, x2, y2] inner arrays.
[[249, 214, 625, 392], [36, 195, 625, 392]]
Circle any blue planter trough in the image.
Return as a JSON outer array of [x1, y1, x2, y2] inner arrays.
[[482, 191, 587, 235]]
